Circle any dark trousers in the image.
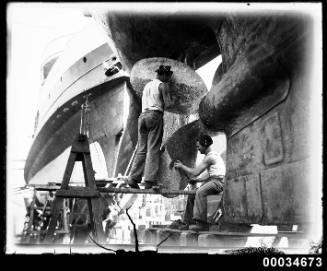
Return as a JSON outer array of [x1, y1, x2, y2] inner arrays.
[[183, 178, 224, 224], [129, 110, 163, 183]]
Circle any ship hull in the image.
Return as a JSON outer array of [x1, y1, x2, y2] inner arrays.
[[25, 79, 127, 185], [24, 33, 129, 185]]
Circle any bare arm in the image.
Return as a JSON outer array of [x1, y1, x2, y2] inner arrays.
[[158, 82, 166, 94], [159, 82, 175, 107], [193, 171, 210, 182], [158, 82, 166, 104], [174, 157, 210, 179]]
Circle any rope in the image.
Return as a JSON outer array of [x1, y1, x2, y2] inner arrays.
[[126, 207, 139, 253], [156, 232, 173, 250], [88, 233, 116, 253]]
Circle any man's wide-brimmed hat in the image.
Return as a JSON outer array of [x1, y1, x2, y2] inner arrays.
[[156, 65, 173, 76]]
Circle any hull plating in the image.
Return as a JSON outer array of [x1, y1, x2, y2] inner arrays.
[[25, 39, 129, 185]]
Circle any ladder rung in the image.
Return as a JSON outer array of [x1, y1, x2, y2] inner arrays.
[[56, 187, 100, 198]]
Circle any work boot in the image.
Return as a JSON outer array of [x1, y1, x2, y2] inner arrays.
[[127, 179, 140, 189], [167, 219, 188, 230], [144, 181, 155, 189], [189, 221, 209, 231], [178, 224, 189, 230]]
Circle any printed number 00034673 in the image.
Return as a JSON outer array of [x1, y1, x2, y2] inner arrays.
[[263, 257, 322, 268]]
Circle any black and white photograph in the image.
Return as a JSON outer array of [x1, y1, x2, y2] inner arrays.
[[6, 2, 323, 258]]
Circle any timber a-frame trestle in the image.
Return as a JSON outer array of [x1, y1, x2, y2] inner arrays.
[[44, 133, 105, 243]]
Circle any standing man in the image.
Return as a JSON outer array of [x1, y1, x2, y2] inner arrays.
[[173, 134, 225, 231], [127, 65, 173, 189]]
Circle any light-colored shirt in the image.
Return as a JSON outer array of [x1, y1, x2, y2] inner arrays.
[[205, 151, 225, 178], [142, 78, 164, 112]]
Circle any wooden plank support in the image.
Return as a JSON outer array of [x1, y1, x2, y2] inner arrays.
[[150, 227, 303, 237], [30, 185, 196, 195], [32, 185, 60, 191], [97, 187, 196, 195], [56, 187, 100, 198], [144, 227, 308, 249], [30, 179, 114, 191]]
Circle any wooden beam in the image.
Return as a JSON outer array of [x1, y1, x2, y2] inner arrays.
[[30, 184, 196, 195], [32, 185, 60, 191], [97, 187, 196, 195], [56, 187, 100, 198]]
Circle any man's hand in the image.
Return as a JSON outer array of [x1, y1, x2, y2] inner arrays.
[[160, 144, 166, 152], [174, 160, 183, 169]]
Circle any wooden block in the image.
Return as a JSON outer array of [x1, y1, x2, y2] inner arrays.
[[180, 232, 198, 247], [198, 233, 247, 248]]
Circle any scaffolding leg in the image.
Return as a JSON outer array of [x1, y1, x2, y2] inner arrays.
[[44, 134, 105, 244]]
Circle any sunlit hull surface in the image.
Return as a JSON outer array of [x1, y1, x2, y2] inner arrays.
[[24, 26, 129, 186]]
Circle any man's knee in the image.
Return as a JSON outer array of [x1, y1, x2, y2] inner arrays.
[[196, 188, 208, 198]]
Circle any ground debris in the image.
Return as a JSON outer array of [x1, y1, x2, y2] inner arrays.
[[225, 246, 285, 255]]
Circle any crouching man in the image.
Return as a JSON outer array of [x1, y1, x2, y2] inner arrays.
[[173, 134, 225, 231]]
